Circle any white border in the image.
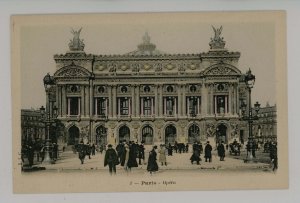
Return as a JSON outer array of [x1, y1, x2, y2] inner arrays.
[[1, 0, 299, 202]]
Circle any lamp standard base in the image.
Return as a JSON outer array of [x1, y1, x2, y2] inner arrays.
[[41, 139, 55, 165], [243, 155, 258, 163]]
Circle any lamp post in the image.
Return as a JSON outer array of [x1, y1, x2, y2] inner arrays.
[[240, 69, 261, 163], [40, 73, 58, 164]]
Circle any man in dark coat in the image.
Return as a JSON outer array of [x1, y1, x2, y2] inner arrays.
[[127, 141, 138, 170], [147, 145, 158, 174], [104, 144, 119, 175], [77, 141, 86, 164], [190, 142, 201, 165], [91, 143, 96, 156], [217, 141, 225, 161], [167, 143, 173, 156], [204, 141, 213, 162], [269, 141, 278, 171], [138, 143, 145, 165], [26, 141, 35, 167]]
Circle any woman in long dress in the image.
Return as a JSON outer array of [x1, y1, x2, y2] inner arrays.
[[147, 145, 158, 174]]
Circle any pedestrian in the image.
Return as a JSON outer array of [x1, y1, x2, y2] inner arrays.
[[124, 144, 130, 172], [167, 143, 173, 156], [269, 141, 278, 171], [138, 142, 145, 165], [91, 143, 96, 156], [185, 143, 189, 153], [104, 144, 119, 175], [52, 143, 58, 161], [147, 145, 159, 174], [127, 141, 138, 171], [204, 141, 212, 162], [85, 143, 91, 159], [158, 144, 167, 166], [217, 141, 226, 161], [27, 141, 35, 167], [190, 141, 201, 165], [78, 141, 86, 164]]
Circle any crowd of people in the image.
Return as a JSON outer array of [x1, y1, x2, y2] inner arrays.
[[21, 139, 59, 167], [21, 138, 278, 173]]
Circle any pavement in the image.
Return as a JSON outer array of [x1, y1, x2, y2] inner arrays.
[[23, 147, 272, 173]]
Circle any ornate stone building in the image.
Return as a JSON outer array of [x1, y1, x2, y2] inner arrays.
[[21, 109, 45, 144], [46, 27, 253, 147], [252, 103, 277, 143]]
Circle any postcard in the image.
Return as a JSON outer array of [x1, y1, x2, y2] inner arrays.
[[12, 11, 287, 193]]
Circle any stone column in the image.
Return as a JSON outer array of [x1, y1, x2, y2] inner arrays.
[[62, 85, 66, 116], [108, 85, 113, 117], [159, 85, 163, 116], [56, 85, 60, 116], [112, 85, 117, 117], [95, 98, 98, 116], [131, 85, 135, 117], [228, 84, 232, 115], [201, 84, 207, 116], [67, 98, 70, 116], [236, 84, 240, 115], [177, 84, 182, 116], [89, 80, 94, 117], [135, 85, 140, 116], [211, 85, 215, 115], [155, 85, 158, 116], [182, 85, 186, 116], [81, 86, 84, 116]]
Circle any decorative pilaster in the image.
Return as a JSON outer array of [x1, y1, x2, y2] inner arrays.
[[155, 85, 158, 116], [182, 85, 186, 116], [177, 84, 182, 116], [108, 85, 113, 117], [135, 85, 140, 116], [159, 85, 163, 116], [112, 85, 117, 117], [131, 85, 136, 117]]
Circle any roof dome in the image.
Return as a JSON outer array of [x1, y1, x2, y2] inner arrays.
[[124, 32, 167, 56]]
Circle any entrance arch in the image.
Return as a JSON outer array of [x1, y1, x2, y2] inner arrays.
[[119, 125, 130, 143], [141, 125, 153, 145], [68, 125, 80, 145], [216, 124, 227, 144], [96, 126, 107, 146], [165, 125, 177, 145], [188, 124, 200, 143]]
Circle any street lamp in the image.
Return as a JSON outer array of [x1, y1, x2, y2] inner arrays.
[[240, 69, 261, 163], [40, 73, 57, 164]]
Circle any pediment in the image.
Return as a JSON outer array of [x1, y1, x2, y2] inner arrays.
[[54, 63, 91, 78], [202, 63, 241, 76]]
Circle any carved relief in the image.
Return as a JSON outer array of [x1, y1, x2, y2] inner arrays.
[[165, 63, 175, 70], [154, 63, 162, 72], [143, 63, 153, 71], [206, 123, 215, 137], [67, 85, 81, 93], [206, 66, 235, 75], [58, 67, 89, 77], [94, 64, 107, 71]]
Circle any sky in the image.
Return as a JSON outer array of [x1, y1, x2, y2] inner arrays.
[[20, 13, 276, 109]]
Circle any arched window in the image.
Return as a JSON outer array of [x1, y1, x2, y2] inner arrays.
[[96, 126, 107, 146], [119, 125, 130, 143], [165, 125, 177, 145], [68, 125, 79, 145], [142, 125, 153, 144], [188, 124, 200, 143]]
